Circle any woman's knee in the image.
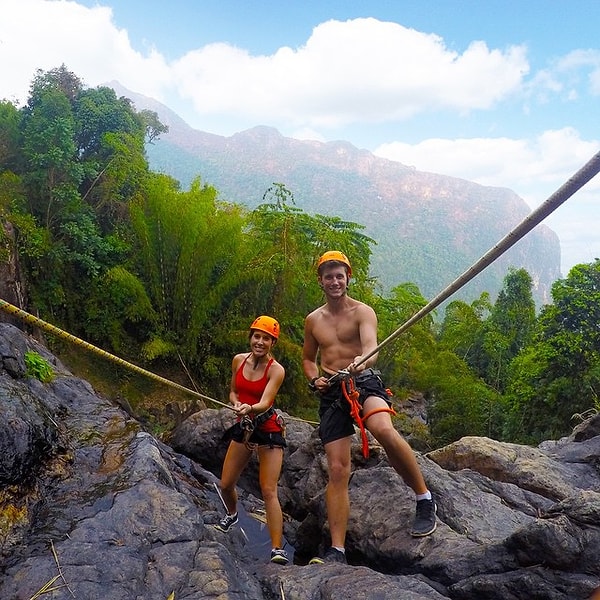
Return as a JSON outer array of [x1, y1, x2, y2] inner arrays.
[[260, 483, 279, 503], [220, 479, 237, 494]]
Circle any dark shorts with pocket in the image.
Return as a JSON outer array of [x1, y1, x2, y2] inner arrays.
[[317, 369, 392, 445], [223, 421, 287, 448]]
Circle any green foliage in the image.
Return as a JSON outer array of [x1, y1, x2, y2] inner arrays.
[[83, 265, 158, 356], [0, 101, 21, 173], [141, 337, 177, 362], [21, 85, 83, 229], [9, 67, 598, 449], [504, 261, 600, 443], [130, 174, 247, 363], [0, 171, 26, 215], [24, 350, 55, 383], [438, 293, 491, 362]]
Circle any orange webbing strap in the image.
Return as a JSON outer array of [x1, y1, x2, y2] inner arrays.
[[341, 378, 370, 458], [362, 406, 396, 422]]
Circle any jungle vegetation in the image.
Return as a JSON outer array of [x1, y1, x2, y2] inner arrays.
[[1, 66, 598, 447]]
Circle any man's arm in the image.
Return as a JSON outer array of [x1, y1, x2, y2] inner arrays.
[[350, 304, 379, 371], [302, 315, 320, 381]]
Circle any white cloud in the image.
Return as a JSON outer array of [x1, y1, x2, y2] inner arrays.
[[171, 18, 529, 129], [0, 0, 171, 106], [373, 128, 599, 205]]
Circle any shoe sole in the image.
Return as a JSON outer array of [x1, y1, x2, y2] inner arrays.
[[308, 557, 324, 565], [271, 557, 289, 565]]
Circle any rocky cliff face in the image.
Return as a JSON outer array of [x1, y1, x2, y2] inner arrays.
[[109, 82, 561, 307], [0, 324, 598, 599]]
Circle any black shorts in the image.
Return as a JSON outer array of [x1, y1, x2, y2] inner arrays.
[[223, 421, 287, 448], [317, 369, 392, 445]]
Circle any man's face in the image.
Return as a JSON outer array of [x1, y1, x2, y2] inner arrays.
[[318, 264, 349, 297]]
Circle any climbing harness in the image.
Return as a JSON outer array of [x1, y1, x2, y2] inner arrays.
[[237, 406, 287, 450], [338, 370, 396, 459], [240, 415, 258, 450]]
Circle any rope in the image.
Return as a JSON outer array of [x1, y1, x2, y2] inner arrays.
[[355, 149, 600, 369], [0, 298, 235, 412], [341, 378, 370, 458]]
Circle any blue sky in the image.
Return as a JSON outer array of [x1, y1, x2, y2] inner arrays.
[[2, 0, 600, 277]]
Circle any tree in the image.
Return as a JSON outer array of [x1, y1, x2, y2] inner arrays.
[[130, 175, 247, 364], [470, 268, 535, 393], [438, 292, 491, 362], [0, 101, 21, 174], [21, 85, 83, 229], [504, 261, 600, 442]]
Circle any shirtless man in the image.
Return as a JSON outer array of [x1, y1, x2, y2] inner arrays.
[[303, 251, 436, 564]]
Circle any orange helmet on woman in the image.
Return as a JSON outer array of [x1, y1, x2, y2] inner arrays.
[[317, 250, 352, 277], [250, 315, 280, 340]]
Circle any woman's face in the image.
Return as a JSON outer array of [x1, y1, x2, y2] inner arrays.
[[250, 330, 275, 355]]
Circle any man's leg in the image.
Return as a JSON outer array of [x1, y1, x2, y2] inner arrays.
[[364, 396, 437, 536], [363, 396, 428, 493], [324, 436, 353, 549]]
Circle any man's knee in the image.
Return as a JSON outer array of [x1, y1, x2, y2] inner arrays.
[[327, 459, 351, 484]]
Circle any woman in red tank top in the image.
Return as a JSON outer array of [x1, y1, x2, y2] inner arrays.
[[215, 316, 289, 565]]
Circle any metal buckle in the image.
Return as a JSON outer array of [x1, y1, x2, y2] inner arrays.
[[326, 369, 351, 386]]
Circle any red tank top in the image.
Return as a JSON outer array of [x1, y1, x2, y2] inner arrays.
[[235, 355, 281, 433]]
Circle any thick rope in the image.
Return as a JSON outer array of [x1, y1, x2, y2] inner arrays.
[[355, 150, 600, 369]]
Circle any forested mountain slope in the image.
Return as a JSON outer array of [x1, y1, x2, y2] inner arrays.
[[109, 82, 560, 306]]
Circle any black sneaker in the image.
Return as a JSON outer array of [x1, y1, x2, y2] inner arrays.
[[270, 548, 289, 565], [410, 497, 437, 537], [309, 547, 347, 565], [214, 512, 238, 532]]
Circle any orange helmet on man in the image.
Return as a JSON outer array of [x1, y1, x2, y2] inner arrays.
[[250, 315, 280, 340], [317, 250, 352, 278]]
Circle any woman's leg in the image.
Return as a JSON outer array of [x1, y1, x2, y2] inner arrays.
[[257, 445, 285, 548], [220, 441, 252, 514]]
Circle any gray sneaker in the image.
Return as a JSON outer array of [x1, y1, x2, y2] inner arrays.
[[410, 497, 437, 537], [214, 512, 238, 532], [309, 547, 347, 564]]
